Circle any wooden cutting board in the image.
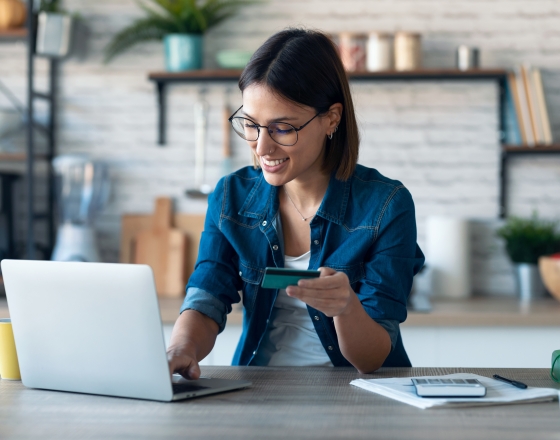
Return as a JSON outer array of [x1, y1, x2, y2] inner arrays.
[[133, 198, 188, 297], [120, 213, 205, 280]]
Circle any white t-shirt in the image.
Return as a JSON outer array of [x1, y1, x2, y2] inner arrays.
[[252, 251, 334, 367]]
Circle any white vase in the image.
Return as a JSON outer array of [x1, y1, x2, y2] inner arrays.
[[426, 216, 471, 298]]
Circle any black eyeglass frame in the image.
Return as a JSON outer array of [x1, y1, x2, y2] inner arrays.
[[228, 105, 322, 146]]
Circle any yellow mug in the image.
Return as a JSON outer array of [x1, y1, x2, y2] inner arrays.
[[0, 319, 21, 380]]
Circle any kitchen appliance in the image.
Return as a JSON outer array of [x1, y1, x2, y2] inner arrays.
[[51, 155, 110, 262]]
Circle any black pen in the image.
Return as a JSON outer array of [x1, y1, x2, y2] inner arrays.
[[493, 374, 528, 389]]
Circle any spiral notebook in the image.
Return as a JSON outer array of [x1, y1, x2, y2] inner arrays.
[[350, 373, 559, 409]]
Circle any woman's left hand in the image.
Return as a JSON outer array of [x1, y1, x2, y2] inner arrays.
[[286, 267, 357, 317]]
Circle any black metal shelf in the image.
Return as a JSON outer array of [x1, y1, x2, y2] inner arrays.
[[500, 145, 560, 218], [24, 4, 57, 260], [148, 68, 509, 146], [1, 16, 56, 260], [149, 68, 523, 218]]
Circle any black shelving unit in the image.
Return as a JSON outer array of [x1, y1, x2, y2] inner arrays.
[[26, 3, 57, 260], [148, 68, 509, 147], [0, 3, 57, 260], [149, 68, 530, 217], [500, 145, 560, 217]]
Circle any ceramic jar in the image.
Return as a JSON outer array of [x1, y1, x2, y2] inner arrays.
[[366, 32, 393, 71], [338, 32, 368, 72], [0, 0, 26, 30], [394, 32, 422, 71]]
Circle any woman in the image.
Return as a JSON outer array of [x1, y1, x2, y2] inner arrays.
[[167, 28, 424, 379]]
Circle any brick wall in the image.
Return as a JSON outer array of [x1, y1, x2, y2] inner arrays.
[[1, 0, 559, 295]]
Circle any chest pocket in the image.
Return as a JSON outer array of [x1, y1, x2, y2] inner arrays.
[[238, 261, 264, 312], [324, 263, 365, 290]]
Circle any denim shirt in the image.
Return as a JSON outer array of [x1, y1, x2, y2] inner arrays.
[[181, 164, 425, 368]]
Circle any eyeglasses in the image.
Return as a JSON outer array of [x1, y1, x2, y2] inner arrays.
[[228, 105, 321, 147]]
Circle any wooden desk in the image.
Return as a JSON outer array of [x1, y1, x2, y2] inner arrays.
[[0, 367, 558, 439]]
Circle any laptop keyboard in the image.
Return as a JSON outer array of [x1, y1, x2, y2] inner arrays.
[[172, 382, 210, 395]]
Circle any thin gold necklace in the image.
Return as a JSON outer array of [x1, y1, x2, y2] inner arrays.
[[284, 186, 316, 221]]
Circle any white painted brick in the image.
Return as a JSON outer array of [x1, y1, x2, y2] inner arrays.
[[2, 0, 560, 296]]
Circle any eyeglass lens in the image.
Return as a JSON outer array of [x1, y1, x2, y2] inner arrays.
[[231, 118, 298, 146]]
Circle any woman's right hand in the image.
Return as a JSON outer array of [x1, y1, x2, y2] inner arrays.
[[166, 309, 219, 381], [167, 346, 201, 380]]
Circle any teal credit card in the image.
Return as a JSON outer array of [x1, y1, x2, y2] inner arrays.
[[261, 267, 321, 289]]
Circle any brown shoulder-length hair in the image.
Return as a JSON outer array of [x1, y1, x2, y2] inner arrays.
[[238, 28, 359, 181]]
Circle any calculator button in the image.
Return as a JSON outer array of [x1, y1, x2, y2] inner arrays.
[[428, 379, 441, 384], [452, 379, 466, 384]]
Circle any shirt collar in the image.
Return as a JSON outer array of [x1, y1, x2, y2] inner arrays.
[[239, 170, 352, 226]]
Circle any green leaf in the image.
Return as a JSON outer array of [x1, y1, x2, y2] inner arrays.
[[497, 213, 560, 264], [103, 17, 173, 63], [105, 0, 262, 61]]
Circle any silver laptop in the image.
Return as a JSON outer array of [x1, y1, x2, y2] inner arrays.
[[1, 260, 251, 402]]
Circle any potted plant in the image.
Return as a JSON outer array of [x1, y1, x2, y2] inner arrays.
[[104, 0, 256, 71], [497, 214, 560, 301], [36, 0, 74, 58]]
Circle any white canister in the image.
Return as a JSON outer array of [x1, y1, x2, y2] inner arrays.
[[456, 45, 480, 71], [339, 32, 367, 72], [366, 32, 393, 71], [394, 32, 422, 71], [426, 216, 471, 299]]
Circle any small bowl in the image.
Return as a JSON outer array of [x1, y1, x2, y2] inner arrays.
[[539, 255, 560, 300], [216, 50, 253, 69]]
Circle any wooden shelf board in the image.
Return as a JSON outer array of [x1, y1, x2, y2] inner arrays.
[[0, 28, 27, 39], [148, 68, 508, 82], [503, 145, 560, 154]]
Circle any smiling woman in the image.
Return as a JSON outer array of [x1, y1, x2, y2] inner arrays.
[[167, 28, 425, 379]]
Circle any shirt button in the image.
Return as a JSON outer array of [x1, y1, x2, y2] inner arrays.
[[262, 220, 267, 226], [314, 240, 319, 245], [314, 316, 320, 321], [239, 271, 242, 276], [272, 245, 278, 251], [327, 346, 334, 351], [253, 350, 257, 355]]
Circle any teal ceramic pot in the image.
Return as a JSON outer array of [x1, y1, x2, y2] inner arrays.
[[164, 34, 203, 71]]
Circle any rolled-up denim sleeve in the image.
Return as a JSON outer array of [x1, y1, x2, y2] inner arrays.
[[373, 319, 399, 351], [181, 287, 230, 333], [357, 186, 425, 326], [181, 177, 242, 334]]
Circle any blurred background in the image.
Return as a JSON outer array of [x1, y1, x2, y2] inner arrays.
[[1, 0, 560, 368]]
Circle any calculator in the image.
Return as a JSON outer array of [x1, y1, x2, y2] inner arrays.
[[412, 378, 487, 398]]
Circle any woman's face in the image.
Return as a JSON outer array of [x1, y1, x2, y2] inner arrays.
[[241, 84, 336, 187]]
